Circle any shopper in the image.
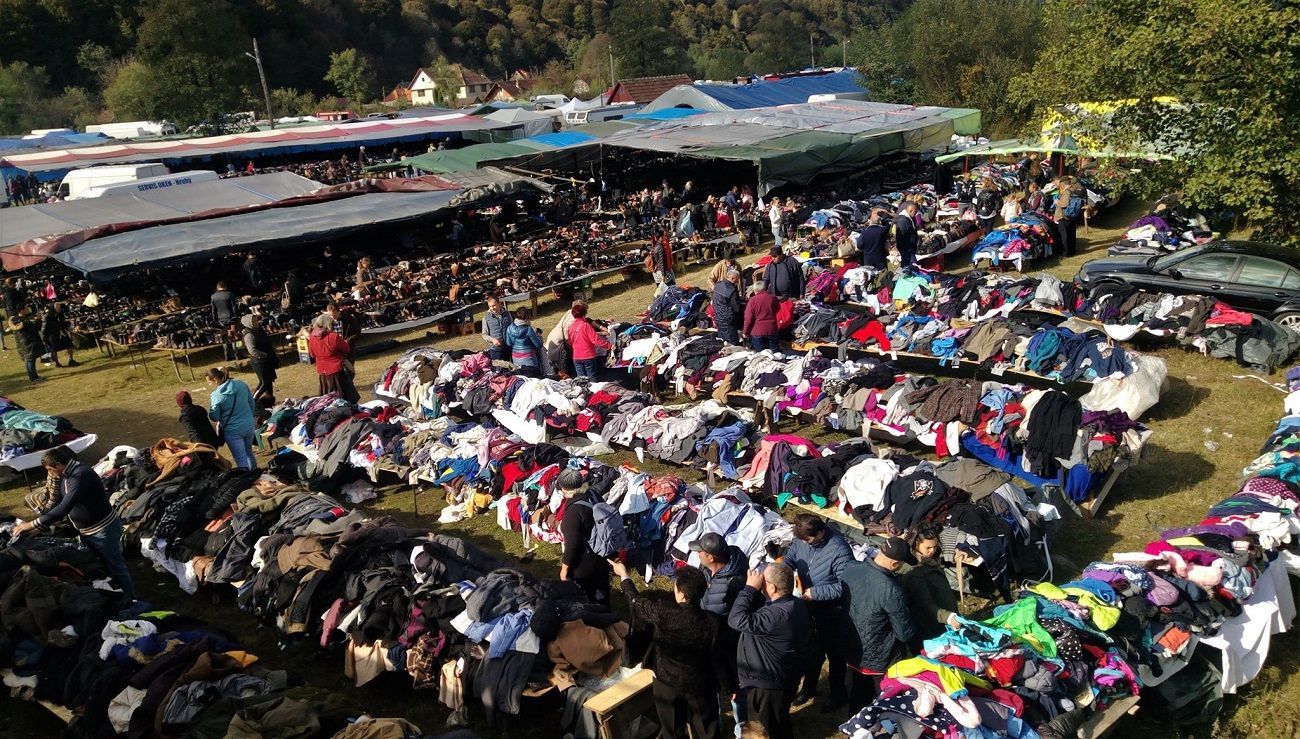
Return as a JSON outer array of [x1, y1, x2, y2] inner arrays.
[[742, 281, 781, 353], [566, 303, 611, 379], [768, 198, 784, 249], [176, 390, 220, 448], [241, 314, 279, 406], [40, 302, 76, 367], [693, 532, 748, 736], [325, 301, 361, 362], [712, 268, 744, 345], [612, 560, 724, 739], [481, 295, 511, 362], [838, 537, 917, 705], [282, 271, 305, 310], [10, 307, 44, 382], [1053, 178, 1084, 257], [855, 211, 889, 270], [308, 314, 360, 403], [786, 514, 854, 713], [893, 202, 919, 267], [975, 177, 1002, 233], [1001, 191, 1023, 226], [557, 468, 611, 606], [205, 367, 257, 471], [12, 447, 134, 600], [210, 281, 238, 360], [505, 308, 543, 377], [899, 527, 960, 641], [727, 561, 810, 739], [544, 300, 583, 378], [762, 248, 804, 299]]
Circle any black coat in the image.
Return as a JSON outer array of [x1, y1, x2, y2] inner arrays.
[[10, 317, 42, 360], [838, 559, 916, 672], [856, 224, 889, 269], [728, 586, 810, 691], [179, 404, 221, 448], [711, 281, 743, 331], [621, 579, 725, 694]]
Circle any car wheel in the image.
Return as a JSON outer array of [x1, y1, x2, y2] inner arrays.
[[1275, 312, 1300, 330]]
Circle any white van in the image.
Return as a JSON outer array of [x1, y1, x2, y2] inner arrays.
[[74, 170, 219, 200], [59, 163, 170, 200]]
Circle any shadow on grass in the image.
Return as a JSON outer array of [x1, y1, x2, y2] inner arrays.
[[1141, 373, 1211, 424], [1112, 443, 1217, 505]]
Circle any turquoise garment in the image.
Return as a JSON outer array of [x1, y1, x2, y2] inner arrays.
[[208, 379, 257, 435]]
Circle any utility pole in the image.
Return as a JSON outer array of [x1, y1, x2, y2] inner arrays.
[[842, 38, 847, 68], [608, 45, 616, 104], [810, 34, 816, 69], [246, 38, 275, 129]]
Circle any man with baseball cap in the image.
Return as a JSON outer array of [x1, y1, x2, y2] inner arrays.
[[837, 537, 918, 708], [692, 532, 748, 736]]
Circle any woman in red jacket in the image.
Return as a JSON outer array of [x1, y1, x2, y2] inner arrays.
[[565, 303, 612, 379], [743, 280, 782, 353], [308, 314, 360, 403]]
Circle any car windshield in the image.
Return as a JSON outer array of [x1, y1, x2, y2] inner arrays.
[[1150, 245, 1211, 271]]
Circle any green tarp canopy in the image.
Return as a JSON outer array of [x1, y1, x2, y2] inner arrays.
[[373, 142, 537, 174]]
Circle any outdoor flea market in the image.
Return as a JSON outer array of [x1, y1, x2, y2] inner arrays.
[[1, 83, 1299, 739]]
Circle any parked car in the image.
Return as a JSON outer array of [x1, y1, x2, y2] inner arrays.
[[1076, 241, 1300, 327]]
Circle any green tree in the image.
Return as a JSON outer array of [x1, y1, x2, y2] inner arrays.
[[269, 88, 320, 117], [608, 0, 685, 78], [326, 49, 378, 104], [426, 56, 461, 108], [123, 0, 251, 128], [852, 0, 1042, 132], [102, 59, 163, 121], [1014, 0, 1300, 246], [0, 61, 51, 132]]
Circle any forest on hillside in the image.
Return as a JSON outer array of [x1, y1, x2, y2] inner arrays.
[[0, 0, 903, 132]]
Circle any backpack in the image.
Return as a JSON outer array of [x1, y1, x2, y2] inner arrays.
[[572, 498, 629, 557]]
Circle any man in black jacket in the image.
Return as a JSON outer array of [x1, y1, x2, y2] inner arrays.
[[728, 561, 809, 739], [762, 248, 804, 299], [838, 537, 916, 705], [211, 281, 238, 360], [855, 212, 889, 270], [894, 203, 919, 267], [613, 560, 724, 739], [711, 270, 744, 345], [13, 448, 134, 600], [557, 469, 611, 607], [693, 532, 747, 732]]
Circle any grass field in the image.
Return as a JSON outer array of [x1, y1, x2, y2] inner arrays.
[[1, 202, 1296, 738]]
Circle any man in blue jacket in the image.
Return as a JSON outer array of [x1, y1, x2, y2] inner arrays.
[[728, 561, 809, 739], [838, 537, 917, 705], [784, 514, 853, 712]]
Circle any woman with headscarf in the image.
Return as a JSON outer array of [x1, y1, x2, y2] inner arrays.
[[241, 314, 279, 405], [176, 391, 220, 447], [308, 314, 360, 403]]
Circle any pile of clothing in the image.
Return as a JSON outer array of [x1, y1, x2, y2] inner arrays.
[[0, 396, 87, 461], [971, 213, 1061, 271], [1107, 200, 1216, 257], [1080, 282, 1300, 373], [839, 381, 1300, 738], [93, 436, 640, 727], [0, 522, 457, 739]]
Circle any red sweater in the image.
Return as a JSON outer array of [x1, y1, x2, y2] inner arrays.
[[567, 317, 611, 361], [308, 329, 351, 374], [743, 292, 781, 337]]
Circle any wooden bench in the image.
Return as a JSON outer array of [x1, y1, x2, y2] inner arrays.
[[1078, 695, 1140, 738], [583, 668, 656, 739]]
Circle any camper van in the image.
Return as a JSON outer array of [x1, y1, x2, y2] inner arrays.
[[73, 170, 219, 200], [85, 121, 178, 139], [58, 163, 170, 200]]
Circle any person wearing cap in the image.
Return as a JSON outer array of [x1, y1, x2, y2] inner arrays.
[[557, 468, 611, 606], [728, 561, 809, 739], [785, 514, 854, 713], [742, 281, 781, 353], [761, 247, 804, 300], [611, 559, 725, 739], [693, 532, 748, 735], [899, 527, 959, 641], [176, 391, 220, 448], [838, 537, 918, 706]]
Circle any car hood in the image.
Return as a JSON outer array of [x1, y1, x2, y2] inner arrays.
[[1078, 255, 1155, 277]]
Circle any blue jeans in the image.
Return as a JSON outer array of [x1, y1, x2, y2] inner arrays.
[[574, 359, 596, 378], [81, 516, 134, 600], [750, 335, 780, 352], [225, 429, 256, 470], [730, 692, 749, 738], [772, 227, 783, 248], [24, 357, 37, 380], [717, 324, 739, 344]]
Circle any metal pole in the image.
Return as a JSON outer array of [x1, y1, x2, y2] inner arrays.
[[810, 34, 816, 68], [249, 38, 276, 129], [608, 46, 616, 103]]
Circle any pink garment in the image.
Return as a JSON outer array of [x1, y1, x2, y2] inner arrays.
[[741, 434, 821, 488], [567, 317, 611, 361]]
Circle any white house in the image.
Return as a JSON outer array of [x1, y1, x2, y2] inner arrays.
[[408, 65, 494, 107]]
